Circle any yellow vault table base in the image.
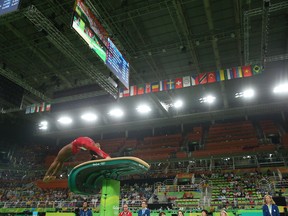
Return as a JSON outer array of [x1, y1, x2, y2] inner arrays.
[[68, 157, 150, 216]]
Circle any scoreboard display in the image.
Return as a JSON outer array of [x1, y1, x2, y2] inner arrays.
[[0, 0, 20, 16]]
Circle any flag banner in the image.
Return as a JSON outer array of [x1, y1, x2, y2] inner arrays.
[[242, 65, 252, 77], [35, 105, 40, 113], [233, 66, 243, 78], [207, 72, 216, 83], [145, 83, 151, 94], [118, 64, 261, 97], [25, 106, 31, 114], [45, 104, 51, 112], [225, 68, 233, 80], [30, 105, 36, 113], [183, 76, 191, 87], [137, 84, 145, 95], [160, 80, 167, 91], [166, 79, 175, 90], [175, 78, 183, 89], [40, 102, 46, 112], [119, 88, 124, 98], [252, 64, 262, 75], [123, 88, 130, 97], [216, 69, 225, 81], [195, 72, 208, 85], [130, 85, 138, 96], [151, 82, 159, 92]]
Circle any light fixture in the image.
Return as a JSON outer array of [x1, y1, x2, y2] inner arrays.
[[136, 104, 151, 114], [273, 83, 288, 94], [57, 116, 73, 125], [108, 108, 124, 117], [81, 113, 97, 122], [235, 89, 255, 98], [173, 99, 183, 108], [199, 95, 216, 104], [39, 121, 48, 130]]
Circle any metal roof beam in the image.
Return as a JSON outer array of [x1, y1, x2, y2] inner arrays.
[[23, 5, 118, 98]]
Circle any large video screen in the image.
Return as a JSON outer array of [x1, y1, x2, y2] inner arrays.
[[0, 0, 20, 16], [72, 0, 129, 88]]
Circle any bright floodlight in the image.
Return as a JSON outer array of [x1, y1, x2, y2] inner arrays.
[[174, 99, 183, 108], [108, 108, 124, 117], [235, 89, 255, 98], [57, 116, 73, 125], [199, 95, 216, 104], [81, 113, 97, 122], [136, 104, 151, 114], [39, 121, 48, 130], [273, 83, 288, 94]]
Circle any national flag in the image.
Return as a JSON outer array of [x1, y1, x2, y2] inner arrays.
[[175, 78, 183, 89], [151, 82, 159, 92], [119, 88, 124, 98], [225, 68, 233, 80], [216, 69, 225, 81], [232, 66, 243, 78], [166, 79, 175, 90], [183, 76, 191, 87], [40, 102, 46, 112], [252, 64, 262, 75], [196, 73, 207, 85], [30, 105, 36, 113], [145, 83, 151, 93], [130, 85, 138, 96], [137, 84, 145, 95], [242, 65, 252, 77], [45, 104, 51, 112], [207, 72, 216, 83], [25, 106, 31, 114], [35, 104, 40, 112], [123, 88, 130, 97], [159, 80, 167, 91], [191, 76, 196, 86]]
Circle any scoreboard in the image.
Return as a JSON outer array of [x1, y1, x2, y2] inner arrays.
[[0, 0, 20, 16]]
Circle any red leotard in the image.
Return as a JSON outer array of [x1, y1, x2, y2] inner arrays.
[[71, 137, 110, 159], [119, 211, 132, 216]]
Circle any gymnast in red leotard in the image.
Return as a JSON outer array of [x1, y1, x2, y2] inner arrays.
[[43, 137, 110, 182]]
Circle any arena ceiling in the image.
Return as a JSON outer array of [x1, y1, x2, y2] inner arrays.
[[0, 0, 288, 131]]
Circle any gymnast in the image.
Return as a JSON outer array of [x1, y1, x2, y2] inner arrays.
[[43, 136, 110, 182]]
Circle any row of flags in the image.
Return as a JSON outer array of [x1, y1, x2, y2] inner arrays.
[[25, 103, 51, 114], [119, 65, 262, 98]]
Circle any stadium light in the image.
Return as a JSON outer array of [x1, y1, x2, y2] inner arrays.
[[273, 83, 288, 94], [81, 113, 97, 122], [39, 121, 48, 130], [173, 99, 183, 108], [57, 116, 73, 125], [108, 108, 124, 117], [136, 104, 151, 114], [199, 95, 216, 104], [235, 89, 255, 98]]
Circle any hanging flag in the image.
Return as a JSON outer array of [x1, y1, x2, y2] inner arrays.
[[123, 88, 130, 97], [119, 88, 124, 98], [25, 106, 31, 114], [40, 102, 46, 112], [216, 69, 225, 81], [145, 83, 151, 93], [30, 105, 36, 113], [242, 65, 252, 77], [252, 64, 262, 75], [233, 66, 243, 78], [130, 85, 138, 96], [225, 68, 233, 80], [207, 72, 216, 83], [183, 76, 191, 87], [45, 104, 51, 112], [191, 76, 197, 86], [175, 78, 183, 89], [166, 79, 175, 90], [137, 84, 145, 95], [160, 80, 167, 91], [196, 73, 208, 85], [35, 104, 40, 112], [151, 82, 159, 92]]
